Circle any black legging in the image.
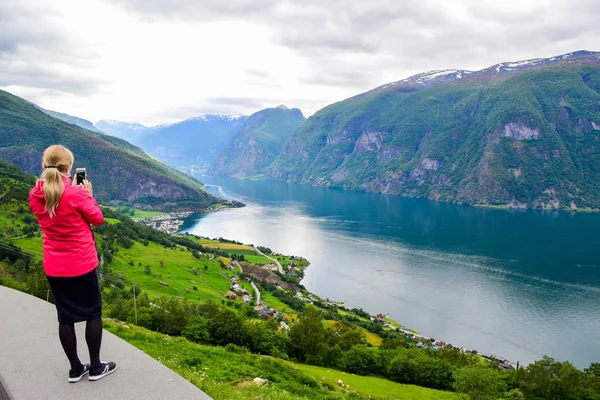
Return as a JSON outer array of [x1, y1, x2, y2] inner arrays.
[[58, 317, 102, 372]]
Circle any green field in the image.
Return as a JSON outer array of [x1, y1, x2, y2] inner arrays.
[[11, 236, 43, 256], [105, 206, 168, 219], [107, 240, 232, 304], [130, 209, 169, 218], [190, 238, 287, 265], [291, 363, 459, 400], [105, 235, 301, 315], [106, 321, 459, 400]]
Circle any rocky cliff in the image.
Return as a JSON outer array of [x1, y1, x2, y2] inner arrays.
[[267, 51, 600, 210]]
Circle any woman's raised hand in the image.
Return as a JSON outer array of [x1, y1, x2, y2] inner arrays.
[[81, 179, 93, 197]]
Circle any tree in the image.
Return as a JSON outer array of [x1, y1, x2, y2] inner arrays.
[[243, 321, 289, 357], [586, 363, 600, 377], [11, 258, 28, 279], [151, 297, 190, 336], [515, 356, 596, 400], [206, 306, 246, 346], [342, 345, 383, 376], [503, 389, 525, 400], [289, 306, 326, 364], [26, 266, 51, 301], [387, 348, 455, 390], [182, 316, 210, 344], [337, 327, 367, 351], [453, 365, 507, 400]]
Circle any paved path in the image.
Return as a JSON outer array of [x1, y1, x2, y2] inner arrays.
[[253, 247, 283, 274], [0, 285, 212, 400], [250, 281, 261, 306], [233, 260, 242, 273]]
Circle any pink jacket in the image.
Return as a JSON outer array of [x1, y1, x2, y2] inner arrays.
[[29, 176, 104, 277]]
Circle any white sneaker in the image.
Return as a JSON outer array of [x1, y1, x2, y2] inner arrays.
[[89, 361, 117, 381], [68, 363, 90, 383]]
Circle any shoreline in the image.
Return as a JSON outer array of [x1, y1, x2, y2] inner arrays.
[[211, 173, 600, 213], [131, 206, 521, 369], [168, 210, 520, 369]]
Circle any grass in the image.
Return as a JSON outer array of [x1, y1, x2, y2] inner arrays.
[[131, 210, 169, 218], [243, 253, 274, 265], [290, 363, 460, 400], [323, 321, 382, 347], [105, 320, 459, 400], [364, 331, 383, 347], [198, 241, 256, 251], [0, 201, 26, 235], [107, 239, 295, 315], [105, 206, 168, 219], [337, 309, 371, 324], [108, 241, 231, 304], [10, 236, 43, 257], [189, 238, 289, 265], [261, 290, 300, 316]]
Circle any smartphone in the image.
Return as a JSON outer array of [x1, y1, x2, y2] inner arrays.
[[76, 168, 87, 185]]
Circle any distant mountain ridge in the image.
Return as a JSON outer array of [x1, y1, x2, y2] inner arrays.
[[264, 50, 600, 210], [370, 50, 598, 92], [95, 115, 248, 167], [0, 89, 240, 211], [210, 106, 305, 177], [94, 119, 151, 145], [36, 106, 103, 133]]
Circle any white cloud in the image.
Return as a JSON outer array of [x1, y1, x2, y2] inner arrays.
[[1, 0, 599, 125]]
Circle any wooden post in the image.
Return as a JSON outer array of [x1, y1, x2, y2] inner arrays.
[[133, 278, 138, 325]]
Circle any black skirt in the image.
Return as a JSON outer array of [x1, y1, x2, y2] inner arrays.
[[46, 268, 102, 324]]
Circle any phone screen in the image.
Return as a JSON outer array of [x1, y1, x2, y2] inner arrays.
[[76, 168, 86, 185]]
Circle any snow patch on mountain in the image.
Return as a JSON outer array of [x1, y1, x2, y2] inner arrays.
[[96, 120, 148, 130], [376, 50, 598, 94]]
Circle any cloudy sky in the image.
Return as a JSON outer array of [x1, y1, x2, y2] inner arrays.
[[1, 0, 599, 125]]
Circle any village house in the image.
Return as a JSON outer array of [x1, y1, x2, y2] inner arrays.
[[225, 291, 237, 300]]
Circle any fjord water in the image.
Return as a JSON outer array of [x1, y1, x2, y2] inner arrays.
[[181, 175, 600, 368]]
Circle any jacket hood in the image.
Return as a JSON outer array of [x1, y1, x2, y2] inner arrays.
[[30, 176, 72, 200]]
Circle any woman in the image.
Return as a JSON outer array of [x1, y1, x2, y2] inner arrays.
[[29, 145, 117, 383]]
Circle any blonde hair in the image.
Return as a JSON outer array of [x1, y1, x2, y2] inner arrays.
[[40, 145, 74, 218]]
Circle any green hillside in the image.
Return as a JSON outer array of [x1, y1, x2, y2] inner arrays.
[[2, 162, 599, 400], [211, 106, 305, 177], [0, 90, 239, 211], [267, 53, 600, 210], [107, 321, 460, 400]]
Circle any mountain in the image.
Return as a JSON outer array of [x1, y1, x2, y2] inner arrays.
[[0, 89, 241, 211], [37, 107, 103, 133], [95, 115, 247, 167], [95, 119, 150, 144], [210, 105, 305, 177], [267, 50, 600, 210]]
